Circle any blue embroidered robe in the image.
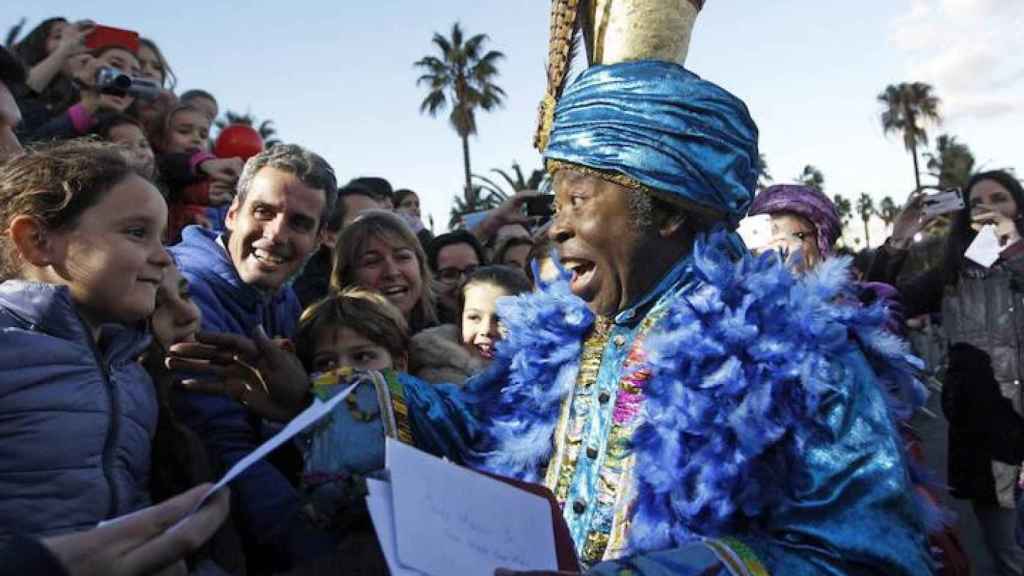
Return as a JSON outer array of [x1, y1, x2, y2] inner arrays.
[[456, 230, 934, 575]]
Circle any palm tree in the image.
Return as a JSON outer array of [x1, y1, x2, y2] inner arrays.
[[215, 110, 282, 148], [473, 162, 547, 205], [448, 186, 502, 229], [878, 82, 942, 194], [797, 165, 825, 192], [856, 193, 875, 247], [925, 134, 975, 191], [757, 153, 772, 191], [833, 194, 853, 229], [878, 196, 899, 232], [415, 22, 506, 213]]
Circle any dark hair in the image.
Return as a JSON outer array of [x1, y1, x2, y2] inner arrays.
[[394, 188, 417, 207], [494, 236, 535, 267], [0, 140, 138, 279], [331, 210, 438, 332], [11, 18, 66, 67], [456, 265, 532, 335], [138, 37, 176, 90], [346, 176, 393, 203], [295, 288, 410, 372], [427, 230, 487, 272], [0, 45, 27, 87], [943, 170, 1024, 286], [235, 144, 338, 230], [332, 185, 378, 231], [92, 112, 143, 140], [179, 89, 216, 106]]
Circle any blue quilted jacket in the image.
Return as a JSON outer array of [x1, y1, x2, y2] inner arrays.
[[0, 281, 156, 536]]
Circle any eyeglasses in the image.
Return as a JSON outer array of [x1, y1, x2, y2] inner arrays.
[[437, 265, 478, 284]]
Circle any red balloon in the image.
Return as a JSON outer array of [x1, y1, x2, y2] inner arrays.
[[214, 124, 264, 160]]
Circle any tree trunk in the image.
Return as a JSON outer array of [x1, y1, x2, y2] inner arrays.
[[461, 134, 474, 211], [911, 141, 922, 194], [863, 219, 871, 248]]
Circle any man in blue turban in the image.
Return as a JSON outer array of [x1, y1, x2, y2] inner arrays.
[[464, 1, 935, 574]]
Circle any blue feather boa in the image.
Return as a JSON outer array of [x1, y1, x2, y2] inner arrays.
[[467, 229, 928, 553]]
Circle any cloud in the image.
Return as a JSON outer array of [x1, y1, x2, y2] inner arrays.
[[888, 0, 1024, 120]]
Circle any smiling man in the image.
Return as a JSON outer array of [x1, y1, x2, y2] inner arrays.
[[169, 143, 338, 570]]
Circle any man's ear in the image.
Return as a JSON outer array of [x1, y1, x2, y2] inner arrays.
[[224, 194, 243, 233], [658, 210, 689, 239], [8, 215, 57, 268]]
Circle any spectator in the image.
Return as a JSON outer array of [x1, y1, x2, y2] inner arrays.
[[293, 189, 345, 308], [10, 18, 88, 131], [152, 104, 231, 240], [331, 210, 438, 334], [394, 187, 433, 248], [337, 181, 383, 227], [23, 45, 139, 142], [426, 230, 486, 324], [868, 170, 1024, 575], [409, 265, 530, 385], [92, 113, 156, 180], [136, 38, 176, 90], [180, 89, 219, 122], [0, 45, 27, 160], [345, 176, 393, 209], [492, 234, 533, 271], [169, 144, 337, 571], [0, 140, 170, 537], [129, 38, 178, 138], [144, 261, 245, 575]]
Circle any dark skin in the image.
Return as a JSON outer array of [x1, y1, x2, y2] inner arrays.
[[549, 169, 691, 317]]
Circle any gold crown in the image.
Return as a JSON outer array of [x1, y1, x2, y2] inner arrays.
[[585, 0, 702, 65], [535, 0, 704, 151]]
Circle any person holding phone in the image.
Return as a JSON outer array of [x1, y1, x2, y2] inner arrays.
[[868, 170, 1024, 575]]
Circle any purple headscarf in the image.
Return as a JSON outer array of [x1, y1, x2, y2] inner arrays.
[[748, 184, 841, 257]]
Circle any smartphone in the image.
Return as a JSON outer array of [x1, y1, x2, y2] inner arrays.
[[922, 188, 965, 217], [85, 25, 140, 53], [738, 213, 773, 251], [525, 195, 555, 218]]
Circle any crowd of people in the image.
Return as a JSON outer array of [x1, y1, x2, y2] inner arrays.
[[1, 5, 1023, 576]]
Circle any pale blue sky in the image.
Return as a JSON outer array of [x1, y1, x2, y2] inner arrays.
[[9, 1, 1024, 243]]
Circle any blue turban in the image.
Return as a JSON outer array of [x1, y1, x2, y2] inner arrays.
[[544, 60, 759, 227]]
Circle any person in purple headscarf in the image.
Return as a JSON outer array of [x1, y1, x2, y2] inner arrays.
[[748, 184, 840, 272]]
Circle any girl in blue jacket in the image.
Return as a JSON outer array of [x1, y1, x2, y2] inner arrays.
[[0, 139, 172, 537]]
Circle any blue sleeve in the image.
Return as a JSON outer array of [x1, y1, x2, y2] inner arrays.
[[400, 372, 482, 463], [172, 278, 334, 569]]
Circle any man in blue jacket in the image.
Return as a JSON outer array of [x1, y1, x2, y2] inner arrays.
[[169, 143, 337, 571]]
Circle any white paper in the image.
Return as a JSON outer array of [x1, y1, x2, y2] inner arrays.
[[385, 438, 558, 576], [191, 380, 359, 512], [965, 224, 1002, 268], [366, 479, 427, 576]]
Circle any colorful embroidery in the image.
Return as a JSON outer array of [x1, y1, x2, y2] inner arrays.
[[704, 538, 770, 576]]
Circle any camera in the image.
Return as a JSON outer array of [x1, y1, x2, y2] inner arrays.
[[95, 67, 161, 101]]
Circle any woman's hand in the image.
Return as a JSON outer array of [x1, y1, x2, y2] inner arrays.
[[971, 203, 1021, 247], [54, 21, 94, 59], [474, 190, 539, 240], [208, 180, 236, 206], [889, 193, 935, 250], [199, 157, 243, 183], [166, 327, 311, 421]]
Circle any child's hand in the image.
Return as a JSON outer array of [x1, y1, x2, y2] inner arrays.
[[199, 157, 243, 183]]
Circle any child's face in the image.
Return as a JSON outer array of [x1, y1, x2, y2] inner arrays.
[[44, 174, 171, 327], [311, 326, 397, 373], [165, 109, 210, 155], [108, 123, 155, 179], [150, 264, 201, 349], [461, 282, 508, 361]]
